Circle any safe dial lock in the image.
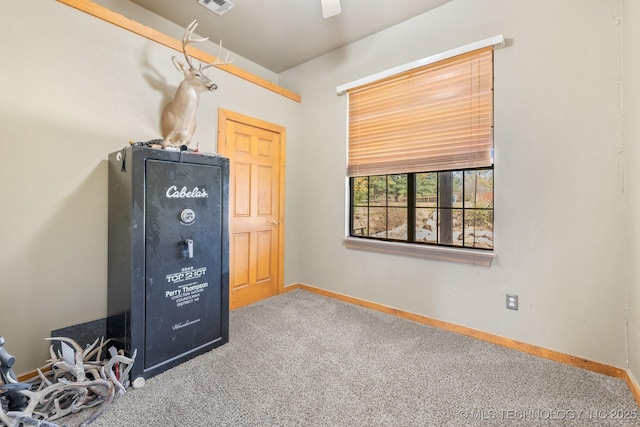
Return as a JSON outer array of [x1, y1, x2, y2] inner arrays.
[[180, 209, 196, 224]]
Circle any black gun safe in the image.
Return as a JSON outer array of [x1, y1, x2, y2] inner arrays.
[[107, 146, 229, 385]]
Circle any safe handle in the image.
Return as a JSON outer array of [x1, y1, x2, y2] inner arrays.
[[185, 239, 194, 259], [181, 239, 194, 260]]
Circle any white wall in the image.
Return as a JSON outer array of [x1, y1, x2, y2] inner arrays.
[[0, 0, 302, 373], [280, 0, 628, 368], [624, 0, 640, 386]]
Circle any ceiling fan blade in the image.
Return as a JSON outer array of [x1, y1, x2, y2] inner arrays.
[[321, 0, 342, 18]]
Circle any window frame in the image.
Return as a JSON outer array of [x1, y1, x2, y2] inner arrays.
[[348, 167, 494, 247], [344, 168, 496, 266], [342, 236, 496, 266]]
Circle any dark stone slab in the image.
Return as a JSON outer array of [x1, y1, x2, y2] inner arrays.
[[50, 318, 106, 354]]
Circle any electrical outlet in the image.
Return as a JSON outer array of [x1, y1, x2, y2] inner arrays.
[[506, 294, 518, 311]]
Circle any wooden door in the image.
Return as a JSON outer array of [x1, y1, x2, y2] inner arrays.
[[218, 109, 285, 310]]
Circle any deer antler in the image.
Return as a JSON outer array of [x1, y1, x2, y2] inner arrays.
[[182, 20, 209, 70], [202, 39, 233, 69], [182, 19, 233, 71]]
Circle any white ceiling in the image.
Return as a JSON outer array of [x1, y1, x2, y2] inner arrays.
[[128, 0, 452, 73]]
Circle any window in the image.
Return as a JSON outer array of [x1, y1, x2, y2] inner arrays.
[[350, 169, 493, 249], [345, 46, 495, 252]]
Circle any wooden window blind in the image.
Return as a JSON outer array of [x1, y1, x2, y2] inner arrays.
[[347, 47, 494, 177]]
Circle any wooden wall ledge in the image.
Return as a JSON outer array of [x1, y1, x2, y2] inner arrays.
[[57, 0, 301, 103]]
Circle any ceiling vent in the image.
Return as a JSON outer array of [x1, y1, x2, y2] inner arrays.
[[197, 0, 236, 16]]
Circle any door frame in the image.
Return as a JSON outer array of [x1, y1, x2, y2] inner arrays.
[[217, 108, 286, 304]]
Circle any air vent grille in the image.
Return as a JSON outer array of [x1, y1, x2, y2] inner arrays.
[[197, 0, 236, 16]]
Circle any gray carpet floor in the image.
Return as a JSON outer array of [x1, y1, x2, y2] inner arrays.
[[63, 290, 639, 426]]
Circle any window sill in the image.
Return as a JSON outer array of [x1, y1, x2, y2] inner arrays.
[[342, 237, 495, 266]]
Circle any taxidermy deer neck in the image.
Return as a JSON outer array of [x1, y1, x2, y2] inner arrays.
[[161, 20, 231, 148]]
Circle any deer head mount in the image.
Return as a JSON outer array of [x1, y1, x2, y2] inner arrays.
[[160, 20, 232, 149]]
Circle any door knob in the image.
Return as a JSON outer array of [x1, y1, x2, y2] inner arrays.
[[271, 220, 279, 225]]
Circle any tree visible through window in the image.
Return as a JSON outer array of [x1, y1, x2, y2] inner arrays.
[[350, 169, 493, 249]]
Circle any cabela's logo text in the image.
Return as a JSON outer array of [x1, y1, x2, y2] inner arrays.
[[166, 186, 209, 199]]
